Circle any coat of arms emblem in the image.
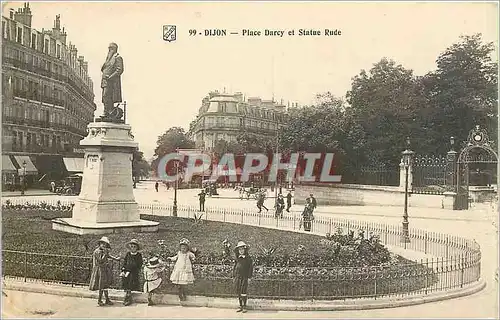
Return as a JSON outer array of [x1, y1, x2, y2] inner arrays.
[[163, 25, 176, 42]]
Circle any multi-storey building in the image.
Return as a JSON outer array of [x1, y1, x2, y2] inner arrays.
[[190, 91, 289, 151], [2, 3, 96, 190]]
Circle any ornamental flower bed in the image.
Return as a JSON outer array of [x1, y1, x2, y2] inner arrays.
[[2, 208, 437, 299]]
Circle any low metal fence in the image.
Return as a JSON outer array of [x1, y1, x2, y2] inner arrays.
[[2, 199, 481, 300]]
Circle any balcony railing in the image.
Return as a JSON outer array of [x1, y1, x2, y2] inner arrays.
[[199, 123, 278, 133], [4, 56, 93, 101], [12, 89, 65, 107], [3, 116, 87, 137]]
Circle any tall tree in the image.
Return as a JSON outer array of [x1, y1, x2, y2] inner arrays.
[[132, 149, 151, 180], [346, 58, 428, 164], [423, 33, 498, 151], [151, 127, 195, 175]]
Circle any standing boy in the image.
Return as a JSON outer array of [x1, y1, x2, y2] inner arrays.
[[233, 241, 253, 313]]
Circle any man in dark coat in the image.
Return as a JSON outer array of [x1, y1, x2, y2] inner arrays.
[[233, 241, 253, 313], [101, 42, 124, 118], [307, 193, 317, 219], [286, 191, 292, 212], [256, 192, 268, 213], [198, 189, 206, 212]]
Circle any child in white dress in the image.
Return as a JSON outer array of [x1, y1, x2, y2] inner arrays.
[[167, 238, 195, 301], [143, 257, 166, 306]]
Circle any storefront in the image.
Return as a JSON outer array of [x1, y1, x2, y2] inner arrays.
[[2, 155, 17, 191], [32, 155, 66, 185], [12, 155, 39, 190], [63, 157, 84, 173]]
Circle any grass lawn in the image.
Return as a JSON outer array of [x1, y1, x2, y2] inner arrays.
[[2, 209, 437, 299], [2, 209, 329, 259]]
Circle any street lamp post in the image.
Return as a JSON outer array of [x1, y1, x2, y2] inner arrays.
[[401, 137, 413, 243], [173, 159, 179, 217], [21, 160, 27, 196]]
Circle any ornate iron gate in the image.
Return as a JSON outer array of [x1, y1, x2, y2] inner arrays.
[[455, 126, 498, 210]]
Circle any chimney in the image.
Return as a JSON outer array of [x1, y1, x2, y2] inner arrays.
[[14, 3, 32, 27], [54, 14, 61, 30]]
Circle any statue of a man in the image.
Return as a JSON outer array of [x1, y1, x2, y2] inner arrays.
[[101, 42, 124, 119]]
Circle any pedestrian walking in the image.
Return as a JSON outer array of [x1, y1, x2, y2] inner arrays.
[[302, 199, 314, 232], [50, 181, 56, 193], [155, 181, 159, 192], [256, 192, 268, 213], [89, 236, 120, 306], [167, 238, 195, 301], [299, 198, 312, 230], [121, 239, 143, 306], [307, 193, 317, 220], [275, 194, 285, 218], [198, 189, 206, 212], [143, 257, 166, 306], [233, 241, 253, 313], [286, 191, 292, 212]]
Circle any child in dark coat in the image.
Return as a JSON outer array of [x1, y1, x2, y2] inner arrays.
[[121, 239, 143, 306], [89, 236, 120, 306], [233, 241, 253, 313]]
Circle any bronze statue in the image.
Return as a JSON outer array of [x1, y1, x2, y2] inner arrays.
[[101, 42, 124, 122]]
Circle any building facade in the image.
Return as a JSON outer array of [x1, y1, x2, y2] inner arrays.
[[190, 91, 289, 151], [2, 3, 96, 189]]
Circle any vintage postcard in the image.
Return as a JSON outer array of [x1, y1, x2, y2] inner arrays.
[[1, 1, 498, 318]]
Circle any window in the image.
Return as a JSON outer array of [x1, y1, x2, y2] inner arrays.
[[2, 21, 6, 39], [219, 102, 227, 113], [31, 34, 36, 49], [44, 39, 49, 54], [16, 27, 22, 43], [18, 132, 23, 148], [56, 44, 61, 58], [12, 132, 17, 149]]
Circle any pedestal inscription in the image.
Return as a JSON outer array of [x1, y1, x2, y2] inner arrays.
[[53, 122, 159, 235]]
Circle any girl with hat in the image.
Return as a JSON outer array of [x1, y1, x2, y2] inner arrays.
[[89, 236, 120, 306], [143, 256, 166, 306], [121, 239, 143, 306], [167, 238, 196, 301], [233, 241, 253, 313]]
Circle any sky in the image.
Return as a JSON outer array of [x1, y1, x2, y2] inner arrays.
[[2, 1, 498, 159]]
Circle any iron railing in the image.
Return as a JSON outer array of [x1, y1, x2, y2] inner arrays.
[[1, 199, 481, 300], [412, 155, 448, 195]]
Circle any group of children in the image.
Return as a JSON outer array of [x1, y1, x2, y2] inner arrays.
[[89, 236, 254, 312]]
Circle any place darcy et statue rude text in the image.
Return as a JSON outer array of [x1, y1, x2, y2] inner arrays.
[[100, 42, 124, 122]]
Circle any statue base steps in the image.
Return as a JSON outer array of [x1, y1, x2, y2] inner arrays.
[[52, 218, 159, 235]]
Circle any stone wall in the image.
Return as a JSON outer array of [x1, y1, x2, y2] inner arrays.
[[295, 183, 445, 209]]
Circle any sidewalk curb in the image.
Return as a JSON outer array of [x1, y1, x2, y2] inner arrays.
[[3, 278, 486, 311]]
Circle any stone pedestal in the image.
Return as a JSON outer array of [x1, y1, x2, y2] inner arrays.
[[52, 122, 159, 235], [442, 191, 457, 210]]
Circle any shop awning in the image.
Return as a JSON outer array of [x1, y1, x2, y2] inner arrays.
[[32, 155, 66, 181], [2, 155, 17, 173], [13, 155, 38, 174], [63, 157, 84, 173]]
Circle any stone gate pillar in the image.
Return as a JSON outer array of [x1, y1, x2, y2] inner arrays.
[[443, 137, 458, 210]]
